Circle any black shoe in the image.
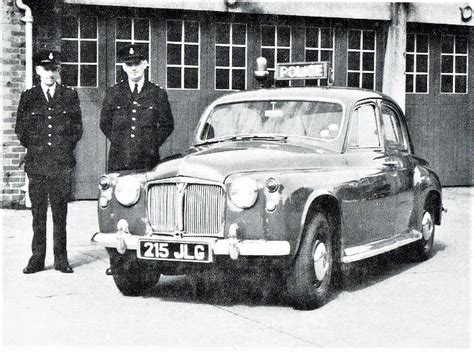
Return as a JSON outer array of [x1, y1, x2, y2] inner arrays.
[[105, 267, 113, 275], [55, 265, 74, 273], [23, 265, 44, 274]]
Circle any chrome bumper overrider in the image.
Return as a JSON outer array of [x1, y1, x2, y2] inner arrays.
[[91, 232, 291, 257]]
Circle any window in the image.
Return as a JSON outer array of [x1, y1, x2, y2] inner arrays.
[[115, 18, 150, 82], [61, 16, 98, 87], [347, 30, 376, 89], [305, 27, 334, 86], [349, 105, 380, 148], [406, 33, 429, 93], [215, 22, 247, 90], [261, 25, 291, 87], [381, 105, 407, 151], [440, 35, 468, 94], [166, 20, 200, 89]]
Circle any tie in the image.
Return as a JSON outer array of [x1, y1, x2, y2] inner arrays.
[[46, 88, 53, 102], [132, 84, 139, 100]]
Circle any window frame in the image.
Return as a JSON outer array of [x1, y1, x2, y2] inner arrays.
[[440, 34, 469, 95], [346, 29, 377, 90], [304, 26, 335, 87], [380, 102, 410, 153], [260, 24, 292, 87], [347, 102, 382, 151], [405, 33, 430, 94]]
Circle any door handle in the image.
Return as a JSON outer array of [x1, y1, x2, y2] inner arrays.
[[383, 161, 399, 168]]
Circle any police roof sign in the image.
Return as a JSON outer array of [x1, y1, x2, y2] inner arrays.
[[276, 62, 329, 81]]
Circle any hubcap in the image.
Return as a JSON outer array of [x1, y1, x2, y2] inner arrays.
[[422, 211, 434, 241], [313, 241, 328, 282]]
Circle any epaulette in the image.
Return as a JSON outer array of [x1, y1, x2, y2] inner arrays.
[[111, 80, 124, 87]]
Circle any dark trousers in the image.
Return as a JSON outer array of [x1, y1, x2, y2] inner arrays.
[[27, 172, 72, 268]]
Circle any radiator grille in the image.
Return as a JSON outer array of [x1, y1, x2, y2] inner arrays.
[[147, 182, 225, 236]]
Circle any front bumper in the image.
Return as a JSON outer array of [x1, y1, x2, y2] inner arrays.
[[91, 232, 291, 258]]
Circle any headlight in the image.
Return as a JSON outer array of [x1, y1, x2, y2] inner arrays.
[[229, 177, 258, 209], [115, 176, 141, 206]]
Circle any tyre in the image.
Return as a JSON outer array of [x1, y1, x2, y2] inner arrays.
[[410, 204, 435, 261], [286, 212, 335, 310], [107, 249, 161, 296]]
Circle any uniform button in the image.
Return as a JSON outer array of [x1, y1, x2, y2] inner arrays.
[[48, 116, 52, 119], [48, 124, 52, 128], [133, 101, 138, 105], [48, 107, 52, 111], [48, 142, 52, 146], [131, 117, 136, 121], [131, 126, 136, 130], [48, 134, 52, 137], [132, 109, 137, 113], [130, 134, 135, 138]]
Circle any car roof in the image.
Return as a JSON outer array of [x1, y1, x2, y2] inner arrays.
[[211, 86, 399, 107]]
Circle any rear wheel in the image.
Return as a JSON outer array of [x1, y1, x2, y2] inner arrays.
[[107, 249, 161, 296], [410, 206, 435, 261], [286, 212, 335, 310]]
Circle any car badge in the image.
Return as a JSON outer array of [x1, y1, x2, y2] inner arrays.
[[49, 52, 54, 60], [177, 182, 186, 194], [174, 231, 184, 239], [129, 47, 134, 55]]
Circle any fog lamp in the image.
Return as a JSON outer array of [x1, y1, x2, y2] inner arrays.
[[99, 175, 111, 190], [99, 196, 109, 208]]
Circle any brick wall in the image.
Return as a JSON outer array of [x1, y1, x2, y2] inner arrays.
[[1, 1, 27, 208]]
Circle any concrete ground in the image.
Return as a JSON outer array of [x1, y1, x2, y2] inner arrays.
[[1, 187, 472, 349]]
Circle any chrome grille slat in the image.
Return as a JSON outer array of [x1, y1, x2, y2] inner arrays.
[[147, 182, 224, 236]]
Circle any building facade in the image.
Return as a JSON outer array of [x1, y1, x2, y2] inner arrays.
[[1, 1, 473, 207]]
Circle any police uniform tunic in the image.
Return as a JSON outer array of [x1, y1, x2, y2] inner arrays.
[[15, 84, 83, 268], [100, 80, 174, 172]]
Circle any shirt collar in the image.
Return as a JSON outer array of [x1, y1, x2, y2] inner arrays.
[[128, 78, 145, 93], [41, 82, 57, 97]]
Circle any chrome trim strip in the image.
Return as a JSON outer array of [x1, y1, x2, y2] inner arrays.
[[91, 233, 291, 256], [342, 230, 422, 263]]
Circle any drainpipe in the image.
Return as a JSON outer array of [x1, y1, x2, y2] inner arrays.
[[16, 0, 33, 89], [15, 0, 33, 208], [382, 2, 408, 113]]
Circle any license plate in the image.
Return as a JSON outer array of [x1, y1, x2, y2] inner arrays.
[[138, 239, 212, 263]]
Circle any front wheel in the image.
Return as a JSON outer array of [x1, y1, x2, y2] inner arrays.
[[107, 249, 161, 296], [286, 212, 335, 310]]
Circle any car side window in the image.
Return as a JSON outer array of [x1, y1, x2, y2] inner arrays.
[[381, 105, 408, 151], [349, 104, 380, 148]]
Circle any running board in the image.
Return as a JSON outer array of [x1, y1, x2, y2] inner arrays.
[[342, 230, 422, 263]]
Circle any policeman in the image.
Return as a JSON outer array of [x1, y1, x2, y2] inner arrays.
[[15, 50, 83, 274], [100, 44, 174, 172]]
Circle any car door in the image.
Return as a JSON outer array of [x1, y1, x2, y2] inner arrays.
[[378, 100, 415, 235]]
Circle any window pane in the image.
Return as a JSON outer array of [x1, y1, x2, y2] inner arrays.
[[306, 49, 318, 61], [406, 74, 414, 92], [455, 56, 467, 73], [441, 36, 453, 53], [62, 17, 77, 38], [135, 43, 149, 60], [232, 24, 246, 45], [277, 27, 291, 47], [417, 55, 428, 72], [80, 41, 97, 62], [306, 27, 318, 48], [216, 68, 229, 89], [441, 56, 453, 73], [184, 45, 199, 66], [134, 18, 149, 41], [261, 48, 275, 68], [406, 54, 414, 72], [454, 76, 467, 93], [406, 34, 415, 52], [216, 46, 229, 67], [62, 41, 78, 62], [362, 73, 374, 89], [441, 75, 453, 93], [350, 105, 380, 148], [115, 42, 130, 62], [455, 36, 467, 54], [348, 52, 360, 71], [80, 65, 97, 86], [232, 47, 246, 67], [321, 28, 333, 48], [416, 34, 429, 52], [277, 48, 290, 63], [216, 23, 230, 44], [321, 50, 332, 62], [185, 21, 199, 43], [362, 31, 375, 50], [362, 52, 374, 71], [167, 21, 182, 42], [61, 64, 78, 86], [348, 30, 361, 49], [116, 18, 131, 40], [415, 75, 427, 93], [167, 44, 181, 65], [262, 25, 275, 46], [80, 17, 97, 39], [348, 72, 359, 87], [184, 67, 198, 89], [232, 69, 245, 90], [167, 67, 181, 88]]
